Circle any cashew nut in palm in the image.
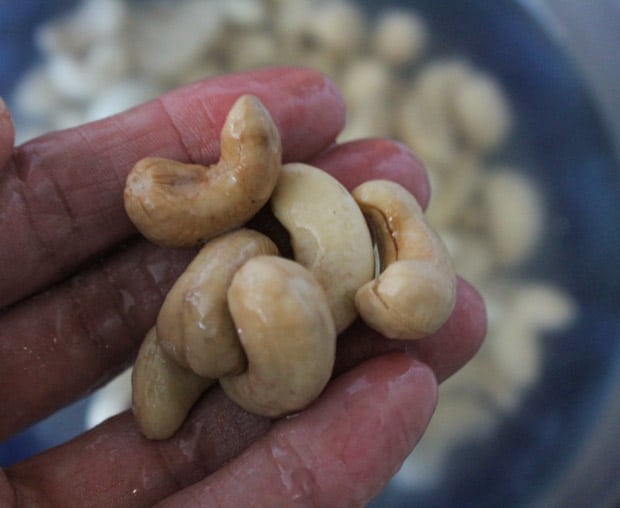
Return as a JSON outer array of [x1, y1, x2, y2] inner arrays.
[[124, 94, 282, 247], [220, 255, 336, 418], [126, 93, 451, 435], [157, 229, 279, 379], [353, 179, 456, 339], [270, 162, 374, 332], [132, 327, 214, 440]]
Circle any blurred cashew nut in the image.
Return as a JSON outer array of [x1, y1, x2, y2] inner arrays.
[[124, 94, 282, 247], [271, 162, 374, 332], [353, 180, 457, 339]]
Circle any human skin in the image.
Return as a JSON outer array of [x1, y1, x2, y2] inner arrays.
[[0, 68, 485, 507]]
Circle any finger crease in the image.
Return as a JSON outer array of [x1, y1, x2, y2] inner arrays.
[[10, 176, 60, 278], [156, 97, 194, 164]]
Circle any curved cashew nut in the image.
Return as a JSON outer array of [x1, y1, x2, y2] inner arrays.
[[124, 94, 282, 247], [132, 327, 214, 440], [353, 180, 456, 339], [220, 255, 336, 418], [157, 229, 279, 379], [270, 162, 374, 332]]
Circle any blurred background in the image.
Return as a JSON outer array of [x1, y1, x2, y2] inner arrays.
[[1, 1, 619, 506]]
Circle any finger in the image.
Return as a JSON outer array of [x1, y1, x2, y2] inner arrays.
[[157, 355, 436, 508], [311, 138, 431, 209], [5, 355, 436, 508], [4, 388, 269, 508], [0, 97, 15, 169], [0, 137, 435, 438], [0, 239, 196, 441], [0, 67, 345, 309]]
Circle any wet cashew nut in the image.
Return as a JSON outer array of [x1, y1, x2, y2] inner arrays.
[[353, 180, 456, 339], [124, 94, 282, 247], [157, 229, 279, 378], [132, 327, 214, 440], [220, 255, 336, 418], [270, 162, 374, 332]]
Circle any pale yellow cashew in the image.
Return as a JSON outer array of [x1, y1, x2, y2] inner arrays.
[[353, 180, 456, 339], [132, 327, 214, 440], [270, 162, 374, 332], [157, 229, 279, 379], [220, 255, 336, 418], [123, 94, 282, 247]]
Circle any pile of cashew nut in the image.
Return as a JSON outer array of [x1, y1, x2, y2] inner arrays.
[[125, 94, 456, 440]]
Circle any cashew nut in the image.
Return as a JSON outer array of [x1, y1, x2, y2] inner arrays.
[[220, 255, 336, 418], [353, 180, 456, 339], [371, 9, 428, 66], [157, 229, 279, 378], [132, 327, 214, 440], [124, 94, 282, 247], [270, 162, 374, 332], [483, 167, 543, 267]]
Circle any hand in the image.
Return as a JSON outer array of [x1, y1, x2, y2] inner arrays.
[[0, 68, 485, 507]]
